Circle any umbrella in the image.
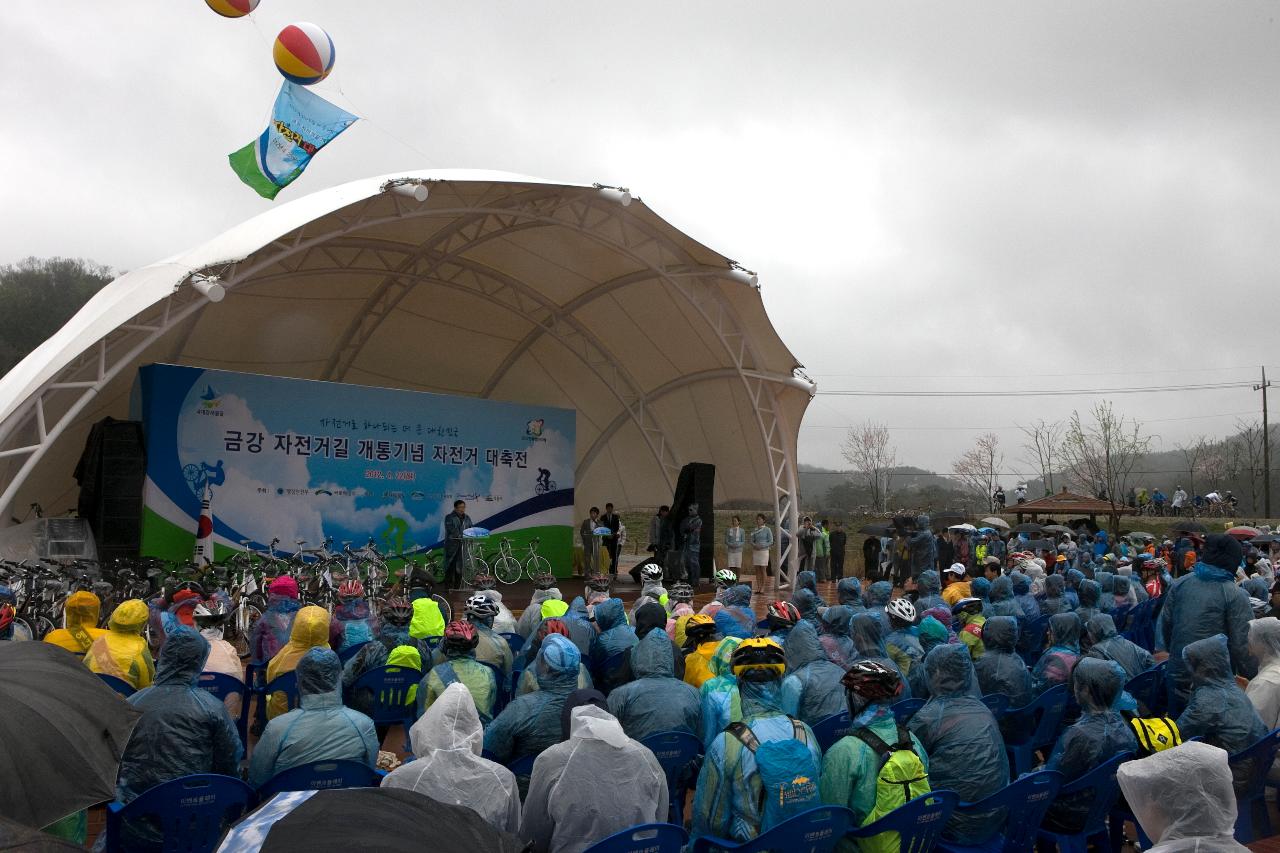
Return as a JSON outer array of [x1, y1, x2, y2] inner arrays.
[[1127, 532, 1155, 541], [858, 523, 892, 537], [462, 526, 491, 538], [979, 516, 1010, 530], [1227, 526, 1261, 541], [0, 815, 85, 851], [0, 642, 142, 830], [1042, 524, 1073, 535], [948, 523, 978, 533], [1013, 522, 1043, 534], [221, 788, 527, 853], [1173, 521, 1207, 535], [1252, 534, 1278, 545]]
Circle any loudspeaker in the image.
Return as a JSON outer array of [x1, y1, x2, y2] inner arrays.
[[75, 417, 146, 561], [667, 462, 715, 583]]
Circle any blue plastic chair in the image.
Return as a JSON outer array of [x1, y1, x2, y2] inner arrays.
[[584, 823, 688, 853], [337, 641, 371, 664], [1004, 684, 1069, 776], [350, 664, 419, 751], [1229, 727, 1280, 842], [936, 770, 1063, 853], [256, 759, 385, 799], [641, 731, 703, 824], [692, 805, 855, 853], [845, 791, 958, 853], [1035, 751, 1133, 853], [812, 711, 854, 753], [981, 694, 1010, 718], [509, 753, 537, 779], [891, 697, 925, 724], [196, 671, 250, 746], [419, 634, 443, 650], [1018, 615, 1051, 668], [1124, 663, 1167, 717], [98, 673, 136, 698], [104, 773, 255, 853], [500, 632, 525, 654]]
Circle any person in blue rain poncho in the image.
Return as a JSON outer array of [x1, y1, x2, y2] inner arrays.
[[986, 575, 1022, 619], [607, 629, 701, 742], [973, 616, 1033, 709], [836, 577, 867, 615], [589, 597, 638, 692], [1039, 573, 1072, 616], [791, 587, 821, 628], [1176, 634, 1267, 760], [915, 569, 945, 612], [850, 613, 909, 697], [909, 515, 937, 579], [560, 596, 597, 656], [1041, 657, 1139, 833], [249, 647, 378, 788], [1085, 613, 1154, 679], [1096, 571, 1116, 611], [690, 640, 822, 845], [1159, 534, 1256, 710], [331, 580, 377, 652], [1075, 579, 1102, 626], [796, 570, 828, 608], [908, 644, 1008, 845], [699, 637, 744, 747], [484, 634, 583, 781], [863, 581, 894, 636], [517, 576, 563, 639], [907, 616, 951, 700], [1032, 612, 1083, 695], [113, 627, 242, 849], [779, 620, 847, 725], [818, 604, 857, 668], [1062, 568, 1084, 610], [714, 584, 757, 639], [884, 598, 925, 677], [1010, 571, 1041, 621]]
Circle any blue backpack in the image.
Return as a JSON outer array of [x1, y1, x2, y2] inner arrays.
[[728, 717, 821, 832]]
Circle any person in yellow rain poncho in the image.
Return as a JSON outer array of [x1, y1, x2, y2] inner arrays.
[[45, 590, 107, 654], [265, 605, 330, 719], [84, 599, 154, 689]]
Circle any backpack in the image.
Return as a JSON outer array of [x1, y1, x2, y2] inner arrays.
[[1123, 713, 1181, 757], [852, 722, 931, 853], [728, 717, 821, 833]]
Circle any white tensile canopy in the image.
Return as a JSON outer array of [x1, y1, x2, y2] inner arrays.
[[0, 170, 813, 572]]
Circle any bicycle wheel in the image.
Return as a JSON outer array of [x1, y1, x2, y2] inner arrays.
[[230, 603, 262, 659], [432, 593, 452, 623], [524, 554, 552, 581], [492, 555, 523, 585], [462, 554, 486, 586]]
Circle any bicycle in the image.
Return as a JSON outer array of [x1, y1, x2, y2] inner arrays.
[[460, 531, 490, 586], [489, 538, 524, 585], [534, 478, 558, 496], [521, 538, 552, 581]]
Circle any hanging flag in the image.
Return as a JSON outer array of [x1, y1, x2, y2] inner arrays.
[[194, 488, 216, 566], [228, 81, 357, 200]]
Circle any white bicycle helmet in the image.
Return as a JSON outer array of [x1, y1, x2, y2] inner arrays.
[[713, 569, 737, 586], [464, 593, 499, 620], [885, 597, 916, 624], [641, 563, 664, 582]]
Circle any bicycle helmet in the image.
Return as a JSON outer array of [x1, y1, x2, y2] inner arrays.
[[670, 582, 694, 604], [193, 599, 230, 629], [537, 618, 571, 641], [840, 659, 904, 702], [465, 593, 500, 621], [684, 613, 718, 642], [382, 596, 413, 626], [471, 573, 497, 591], [0, 603, 13, 634], [640, 562, 664, 582], [532, 572, 557, 590], [338, 579, 365, 600], [885, 597, 916, 625], [951, 597, 983, 617], [585, 573, 611, 593], [766, 600, 800, 629], [713, 569, 737, 587], [730, 637, 786, 682], [442, 619, 479, 653]]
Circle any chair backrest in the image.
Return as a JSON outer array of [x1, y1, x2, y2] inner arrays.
[[337, 641, 371, 664], [594, 649, 630, 690], [734, 805, 855, 853], [98, 673, 136, 698], [1228, 728, 1280, 803], [846, 791, 958, 853], [1009, 684, 1069, 749], [196, 671, 245, 702], [349, 665, 419, 724], [500, 632, 525, 654], [959, 770, 1063, 852], [891, 697, 925, 724], [583, 823, 688, 853], [640, 731, 703, 789], [508, 753, 537, 778], [981, 694, 1010, 717], [105, 773, 255, 853], [1056, 751, 1133, 837], [263, 669, 300, 712], [256, 759, 383, 799], [1124, 666, 1166, 717], [812, 711, 854, 753]]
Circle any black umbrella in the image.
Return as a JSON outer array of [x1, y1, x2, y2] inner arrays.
[[0, 815, 86, 851], [1013, 522, 1043, 534], [1174, 521, 1208, 535], [1042, 524, 1073, 535], [858, 523, 892, 537], [0, 642, 142, 830], [1252, 534, 1278, 545], [257, 789, 527, 853]]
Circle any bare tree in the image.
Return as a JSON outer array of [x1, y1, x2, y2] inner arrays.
[[1059, 402, 1152, 526], [840, 421, 897, 513], [1198, 438, 1230, 493], [952, 432, 1004, 512], [1019, 419, 1064, 496], [1177, 436, 1209, 499], [1233, 419, 1266, 511]]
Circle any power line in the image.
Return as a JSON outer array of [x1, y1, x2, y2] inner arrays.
[[816, 381, 1254, 398], [799, 410, 1260, 431]]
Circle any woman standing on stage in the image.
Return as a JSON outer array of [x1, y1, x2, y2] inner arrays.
[[750, 514, 774, 591], [724, 515, 745, 573]]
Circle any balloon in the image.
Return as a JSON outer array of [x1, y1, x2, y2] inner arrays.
[[273, 22, 336, 85], [205, 0, 259, 18]]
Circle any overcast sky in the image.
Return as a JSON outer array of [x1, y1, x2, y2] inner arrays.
[[2, 1, 1278, 480]]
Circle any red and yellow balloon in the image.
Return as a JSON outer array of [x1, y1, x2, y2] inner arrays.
[[273, 22, 336, 85], [204, 0, 259, 18]]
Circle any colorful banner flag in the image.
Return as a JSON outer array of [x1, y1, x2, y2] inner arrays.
[[228, 81, 357, 200], [194, 489, 215, 566]]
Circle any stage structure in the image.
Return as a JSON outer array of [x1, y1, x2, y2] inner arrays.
[[0, 171, 814, 580]]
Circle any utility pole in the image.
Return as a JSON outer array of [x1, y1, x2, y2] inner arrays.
[[1257, 366, 1272, 518]]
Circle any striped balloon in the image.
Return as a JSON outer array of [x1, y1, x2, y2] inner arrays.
[[205, 0, 259, 18], [273, 22, 336, 85]]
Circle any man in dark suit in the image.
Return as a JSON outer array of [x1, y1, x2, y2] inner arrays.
[[443, 499, 472, 590], [601, 502, 621, 576]]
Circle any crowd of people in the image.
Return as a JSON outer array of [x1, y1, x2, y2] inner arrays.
[[5, 518, 1280, 851]]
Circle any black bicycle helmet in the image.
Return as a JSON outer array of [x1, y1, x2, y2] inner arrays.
[[841, 659, 905, 702], [532, 572, 556, 590], [951, 597, 983, 617], [193, 599, 230, 629], [471, 573, 497, 591], [670, 582, 694, 604], [585, 573, 611, 593], [382, 596, 413, 626]]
